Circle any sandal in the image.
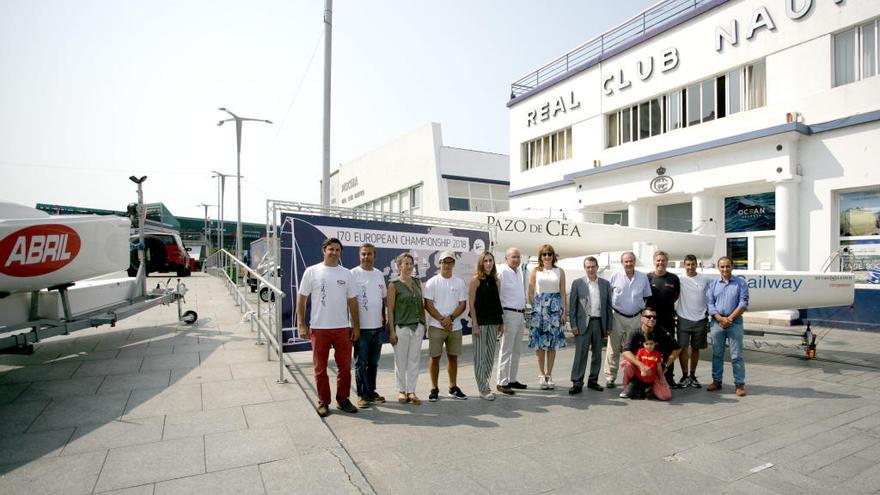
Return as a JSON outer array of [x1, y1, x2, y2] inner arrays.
[[407, 393, 421, 405], [398, 392, 408, 404]]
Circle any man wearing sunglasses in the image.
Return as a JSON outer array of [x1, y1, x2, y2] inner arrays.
[[619, 307, 681, 400]]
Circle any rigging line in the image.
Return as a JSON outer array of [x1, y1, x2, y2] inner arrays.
[[242, 176, 272, 199], [0, 160, 205, 176], [253, 30, 324, 171]]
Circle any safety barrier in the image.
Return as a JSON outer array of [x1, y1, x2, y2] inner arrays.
[[205, 249, 288, 382]]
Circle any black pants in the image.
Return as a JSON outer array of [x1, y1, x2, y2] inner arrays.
[[625, 377, 651, 398]]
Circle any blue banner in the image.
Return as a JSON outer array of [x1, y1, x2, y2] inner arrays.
[[279, 213, 490, 352], [725, 192, 775, 233]]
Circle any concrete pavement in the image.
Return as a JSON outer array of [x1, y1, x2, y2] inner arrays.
[[287, 317, 880, 494], [3, 272, 879, 494], [0, 273, 370, 494]]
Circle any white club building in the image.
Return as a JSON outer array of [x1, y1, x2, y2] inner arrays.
[[329, 123, 509, 218], [506, 0, 880, 328]]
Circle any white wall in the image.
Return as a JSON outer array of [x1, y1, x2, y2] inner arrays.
[[332, 123, 510, 218], [438, 147, 507, 180], [332, 123, 441, 211], [801, 121, 880, 272]]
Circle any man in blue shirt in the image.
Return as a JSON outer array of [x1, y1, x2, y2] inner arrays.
[[706, 256, 749, 397], [605, 251, 652, 389]]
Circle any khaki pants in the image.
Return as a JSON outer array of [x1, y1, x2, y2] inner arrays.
[[604, 312, 641, 384]]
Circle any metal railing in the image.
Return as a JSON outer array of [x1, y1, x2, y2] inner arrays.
[[205, 249, 288, 382], [509, 0, 721, 99]]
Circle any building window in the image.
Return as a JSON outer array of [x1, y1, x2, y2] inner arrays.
[[668, 90, 682, 131], [607, 112, 619, 147], [726, 237, 749, 270], [446, 179, 509, 213], [839, 189, 880, 284], [745, 60, 766, 109], [727, 68, 742, 115], [603, 210, 628, 226], [834, 20, 879, 87], [701, 78, 716, 122], [658, 202, 693, 233], [521, 127, 572, 170], [449, 198, 470, 211], [686, 83, 701, 127], [606, 60, 766, 148]]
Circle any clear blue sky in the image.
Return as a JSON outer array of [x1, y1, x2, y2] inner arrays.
[[0, 0, 657, 223]]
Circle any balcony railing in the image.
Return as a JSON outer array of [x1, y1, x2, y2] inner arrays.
[[509, 0, 724, 101]]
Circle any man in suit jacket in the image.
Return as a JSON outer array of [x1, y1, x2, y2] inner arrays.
[[568, 256, 613, 394]]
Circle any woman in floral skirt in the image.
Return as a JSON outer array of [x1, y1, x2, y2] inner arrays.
[[527, 244, 568, 389]]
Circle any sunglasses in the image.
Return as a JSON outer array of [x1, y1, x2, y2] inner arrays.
[[541, 252, 554, 257], [642, 314, 657, 320]]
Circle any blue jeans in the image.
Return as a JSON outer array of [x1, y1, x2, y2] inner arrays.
[[354, 327, 384, 397], [710, 318, 745, 385]]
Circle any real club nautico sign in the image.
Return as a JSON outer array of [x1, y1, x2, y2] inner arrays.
[[602, 0, 847, 96], [526, 91, 582, 127]]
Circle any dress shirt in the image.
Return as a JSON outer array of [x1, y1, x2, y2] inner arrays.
[[707, 276, 750, 317], [498, 264, 526, 310], [609, 270, 652, 315], [587, 279, 601, 317]]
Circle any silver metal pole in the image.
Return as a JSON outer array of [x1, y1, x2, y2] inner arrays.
[[235, 119, 243, 264], [137, 182, 146, 296], [321, 0, 332, 206], [216, 176, 222, 250]]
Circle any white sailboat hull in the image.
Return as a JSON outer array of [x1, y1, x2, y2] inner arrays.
[[446, 211, 716, 259], [0, 203, 131, 294]]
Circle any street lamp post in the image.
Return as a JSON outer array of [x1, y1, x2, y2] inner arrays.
[[211, 171, 238, 252], [217, 108, 272, 263], [196, 203, 216, 252]]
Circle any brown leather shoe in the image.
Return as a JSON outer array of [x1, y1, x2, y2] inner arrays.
[[707, 381, 722, 392], [735, 384, 746, 397]]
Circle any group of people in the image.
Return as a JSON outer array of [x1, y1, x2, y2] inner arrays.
[[295, 237, 750, 417]]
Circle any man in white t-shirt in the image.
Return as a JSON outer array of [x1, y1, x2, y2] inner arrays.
[[424, 251, 469, 402], [675, 254, 710, 389], [350, 243, 387, 408], [296, 237, 360, 417]]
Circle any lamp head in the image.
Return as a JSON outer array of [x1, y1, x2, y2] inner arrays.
[[217, 121, 225, 127], [129, 175, 147, 184]]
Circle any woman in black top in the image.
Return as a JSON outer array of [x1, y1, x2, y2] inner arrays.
[[468, 251, 504, 401]]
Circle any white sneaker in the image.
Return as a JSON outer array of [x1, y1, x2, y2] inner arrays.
[[480, 390, 496, 401], [546, 375, 555, 390], [538, 375, 548, 390]]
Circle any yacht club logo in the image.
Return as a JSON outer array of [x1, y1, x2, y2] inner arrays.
[[650, 167, 673, 194]]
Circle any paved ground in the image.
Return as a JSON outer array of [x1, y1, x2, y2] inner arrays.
[[0, 273, 369, 494], [2, 272, 879, 494]]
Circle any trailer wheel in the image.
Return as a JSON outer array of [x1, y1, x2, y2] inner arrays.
[[259, 287, 275, 303], [181, 310, 198, 324]]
